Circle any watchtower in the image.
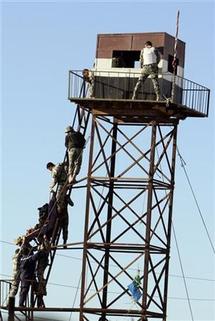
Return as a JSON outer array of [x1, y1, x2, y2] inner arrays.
[[68, 32, 210, 321], [0, 32, 210, 321]]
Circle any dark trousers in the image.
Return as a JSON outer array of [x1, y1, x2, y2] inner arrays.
[[19, 279, 36, 307], [19, 280, 31, 306]]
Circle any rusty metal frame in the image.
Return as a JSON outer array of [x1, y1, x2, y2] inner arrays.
[[79, 113, 178, 321], [1, 111, 178, 321], [69, 70, 210, 117]]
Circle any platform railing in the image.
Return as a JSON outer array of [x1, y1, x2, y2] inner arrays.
[[68, 70, 210, 117], [0, 279, 11, 307]]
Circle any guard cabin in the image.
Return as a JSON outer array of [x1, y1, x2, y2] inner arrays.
[[69, 32, 210, 123]]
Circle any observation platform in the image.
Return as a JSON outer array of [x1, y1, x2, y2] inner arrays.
[[69, 97, 206, 123], [68, 70, 210, 123], [0, 305, 162, 318]]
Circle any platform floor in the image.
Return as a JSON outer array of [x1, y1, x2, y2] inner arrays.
[[69, 98, 206, 123]]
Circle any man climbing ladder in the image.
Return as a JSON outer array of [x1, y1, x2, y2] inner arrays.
[[64, 125, 86, 183]]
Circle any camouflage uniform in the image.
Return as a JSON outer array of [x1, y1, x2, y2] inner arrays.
[[65, 127, 85, 182], [82, 69, 94, 98], [132, 46, 160, 100], [50, 163, 68, 211], [36, 238, 50, 304], [8, 248, 22, 298]]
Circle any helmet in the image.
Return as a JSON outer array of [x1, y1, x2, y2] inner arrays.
[[65, 126, 73, 133]]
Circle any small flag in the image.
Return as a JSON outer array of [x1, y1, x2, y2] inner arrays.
[[128, 281, 142, 302]]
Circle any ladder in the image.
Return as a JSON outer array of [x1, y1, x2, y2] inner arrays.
[[4, 77, 91, 320]]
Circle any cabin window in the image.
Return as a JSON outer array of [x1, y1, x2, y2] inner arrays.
[[112, 50, 140, 68], [168, 55, 179, 74]]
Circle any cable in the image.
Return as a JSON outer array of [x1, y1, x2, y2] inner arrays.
[[171, 10, 180, 102], [1, 240, 214, 282], [68, 275, 82, 321], [0, 273, 214, 303], [177, 147, 215, 255], [155, 141, 194, 321], [172, 225, 194, 321]]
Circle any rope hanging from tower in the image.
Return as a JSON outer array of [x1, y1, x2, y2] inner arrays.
[[171, 10, 180, 103], [177, 147, 215, 255]]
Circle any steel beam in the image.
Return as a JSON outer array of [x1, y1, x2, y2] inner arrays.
[[79, 112, 178, 321]]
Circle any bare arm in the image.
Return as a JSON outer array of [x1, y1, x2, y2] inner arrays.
[[140, 49, 144, 67]]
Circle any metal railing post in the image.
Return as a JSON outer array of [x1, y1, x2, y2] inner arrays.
[[8, 297, 15, 321]]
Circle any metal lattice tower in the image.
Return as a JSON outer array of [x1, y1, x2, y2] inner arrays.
[[0, 32, 210, 321], [68, 32, 210, 321], [78, 116, 178, 321]]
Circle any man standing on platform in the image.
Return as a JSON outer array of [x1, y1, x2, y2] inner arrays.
[[132, 41, 161, 101]]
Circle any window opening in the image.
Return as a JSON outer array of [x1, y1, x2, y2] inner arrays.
[[168, 54, 179, 74], [112, 50, 140, 68]]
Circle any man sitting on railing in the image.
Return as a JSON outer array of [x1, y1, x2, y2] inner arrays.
[[132, 41, 161, 101], [82, 68, 94, 98]]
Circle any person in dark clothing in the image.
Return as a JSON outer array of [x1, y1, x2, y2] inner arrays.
[[59, 194, 74, 248], [37, 204, 49, 229], [33, 203, 49, 243], [40, 193, 59, 240], [35, 235, 50, 308], [19, 247, 41, 307], [65, 126, 86, 183]]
